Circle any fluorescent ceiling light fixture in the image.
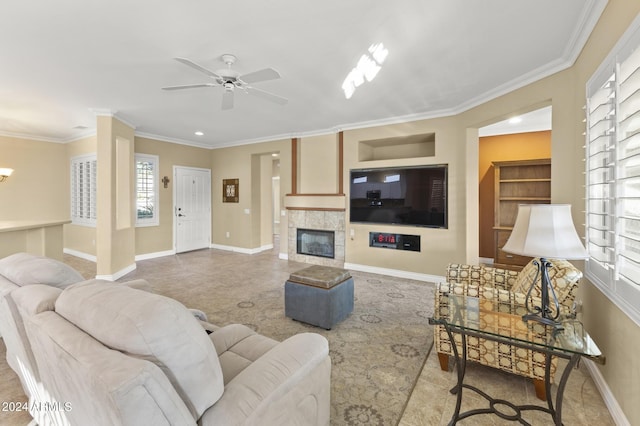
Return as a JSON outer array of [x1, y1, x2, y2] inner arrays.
[[342, 43, 389, 99], [353, 176, 367, 184], [384, 174, 400, 183], [195, 131, 204, 136]]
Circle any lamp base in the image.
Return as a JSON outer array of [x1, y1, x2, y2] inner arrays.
[[522, 313, 563, 330]]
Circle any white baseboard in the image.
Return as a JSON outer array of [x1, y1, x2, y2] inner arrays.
[[344, 262, 445, 283], [584, 359, 630, 426], [279, 253, 289, 260], [135, 250, 175, 261], [63, 248, 97, 263], [95, 263, 137, 282], [210, 243, 273, 255]]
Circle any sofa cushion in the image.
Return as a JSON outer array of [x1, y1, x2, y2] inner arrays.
[[210, 324, 278, 385], [0, 252, 84, 289], [55, 280, 224, 420], [11, 284, 62, 316]]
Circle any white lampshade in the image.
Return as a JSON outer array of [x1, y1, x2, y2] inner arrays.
[[502, 204, 588, 260]]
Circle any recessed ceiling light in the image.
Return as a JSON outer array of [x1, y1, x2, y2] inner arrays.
[[508, 117, 522, 124], [195, 131, 204, 136]]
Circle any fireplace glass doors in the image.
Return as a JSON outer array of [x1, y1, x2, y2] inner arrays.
[[296, 228, 335, 259]]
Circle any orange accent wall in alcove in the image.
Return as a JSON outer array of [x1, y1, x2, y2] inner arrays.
[[478, 130, 551, 259]]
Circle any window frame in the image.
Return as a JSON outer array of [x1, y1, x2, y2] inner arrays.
[[585, 13, 640, 327], [70, 153, 97, 227], [135, 153, 160, 227]]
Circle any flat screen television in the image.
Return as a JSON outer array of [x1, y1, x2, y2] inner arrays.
[[349, 165, 447, 228]]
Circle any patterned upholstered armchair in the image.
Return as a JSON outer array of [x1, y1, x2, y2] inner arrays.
[[434, 258, 582, 401]]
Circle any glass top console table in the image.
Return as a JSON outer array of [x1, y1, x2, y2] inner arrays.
[[429, 293, 605, 426]]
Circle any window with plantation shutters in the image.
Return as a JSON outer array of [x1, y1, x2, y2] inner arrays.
[[70, 154, 97, 226], [135, 153, 159, 226], [586, 14, 640, 326]]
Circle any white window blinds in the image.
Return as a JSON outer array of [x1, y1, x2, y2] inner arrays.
[[70, 154, 97, 226], [586, 13, 640, 326]]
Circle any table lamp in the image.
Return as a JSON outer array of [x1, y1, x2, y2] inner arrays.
[[502, 204, 588, 327]]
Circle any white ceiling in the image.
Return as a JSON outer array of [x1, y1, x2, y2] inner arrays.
[[0, 1, 606, 148], [479, 106, 552, 137]]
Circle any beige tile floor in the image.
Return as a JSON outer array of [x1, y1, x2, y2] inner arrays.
[[400, 352, 615, 425]]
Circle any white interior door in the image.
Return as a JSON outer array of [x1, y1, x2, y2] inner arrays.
[[174, 166, 211, 253]]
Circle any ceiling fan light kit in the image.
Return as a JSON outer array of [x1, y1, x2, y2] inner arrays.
[[162, 54, 288, 110]]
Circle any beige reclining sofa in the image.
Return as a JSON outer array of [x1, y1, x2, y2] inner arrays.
[[0, 252, 153, 425], [12, 279, 331, 425]]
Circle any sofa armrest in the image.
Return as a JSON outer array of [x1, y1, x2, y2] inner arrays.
[[201, 332, 330, 426]]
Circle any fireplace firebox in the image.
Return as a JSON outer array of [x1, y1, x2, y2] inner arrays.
[[296, 228, 335, 259]]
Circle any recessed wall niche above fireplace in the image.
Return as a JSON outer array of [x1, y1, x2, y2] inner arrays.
[[297, 228, 335, 259]]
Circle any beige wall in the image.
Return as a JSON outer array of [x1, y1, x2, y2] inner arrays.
[[134, 136, 211, 255], [0, 135, 69, 221], [343, 116, 464, 276], [259, 154, 274, 247], [96, 116, 136, 276], [298, 134, 339, 194], [211, 139, 291, 252]]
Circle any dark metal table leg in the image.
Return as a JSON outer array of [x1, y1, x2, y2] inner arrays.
[[444, 324, 466, 425], [554, 354, 580, 426]]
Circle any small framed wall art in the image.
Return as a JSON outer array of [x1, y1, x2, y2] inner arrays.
[[223, 178, 239, 203]]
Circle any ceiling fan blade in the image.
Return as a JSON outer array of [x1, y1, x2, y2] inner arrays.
[[221, 90, 234, 110], [162, 83, 217, 91], [239, 68, 281, 84], [173, 57, 222, 79], [246, 87, 288, 105]]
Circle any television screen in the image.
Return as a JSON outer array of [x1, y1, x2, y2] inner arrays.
[[349, 165, 447, 228]]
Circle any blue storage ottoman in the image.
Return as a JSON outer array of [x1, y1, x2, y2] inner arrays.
[[285, 265, 354, 330]]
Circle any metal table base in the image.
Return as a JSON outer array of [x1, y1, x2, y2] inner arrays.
[[441, 323, 581, 426]]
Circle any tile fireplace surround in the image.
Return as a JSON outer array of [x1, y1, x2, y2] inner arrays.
[[287, 209, 345, 267]]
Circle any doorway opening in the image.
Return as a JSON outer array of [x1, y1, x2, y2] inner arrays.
[[477, 106, 552, 268]]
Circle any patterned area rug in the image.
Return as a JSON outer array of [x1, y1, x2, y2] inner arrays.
[[94, 249, 435, 426]]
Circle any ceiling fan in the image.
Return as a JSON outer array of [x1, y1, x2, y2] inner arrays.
[[162, 54, 288, 110]]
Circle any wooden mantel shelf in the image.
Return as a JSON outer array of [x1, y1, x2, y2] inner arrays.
[[284, 193, 346, 210]]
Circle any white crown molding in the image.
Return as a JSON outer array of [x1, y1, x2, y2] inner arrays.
[[134, 131, 214, 149], [0, 130, 69, 144], [90, 109, 138, 130], [563, 0, 610, 65]]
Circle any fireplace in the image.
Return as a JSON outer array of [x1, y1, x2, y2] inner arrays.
[[297, 228, 335, 259], [286, 208, 345, 267]]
